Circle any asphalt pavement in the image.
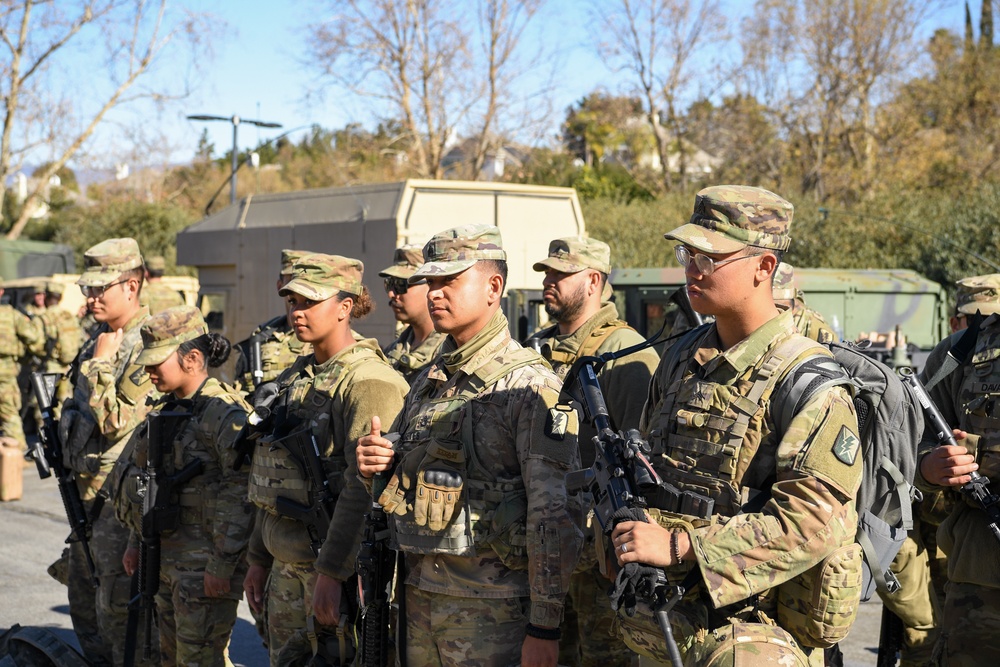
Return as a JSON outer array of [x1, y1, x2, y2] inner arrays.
[[0, 463, 267, 667], [0, 460, 887, 667]]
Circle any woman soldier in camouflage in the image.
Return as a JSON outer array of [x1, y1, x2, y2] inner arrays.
[[119, 305, 253, 667], [242, 253, 408, 666]]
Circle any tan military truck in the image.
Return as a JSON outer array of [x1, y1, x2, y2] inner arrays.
[[176, 179, 587, 345]]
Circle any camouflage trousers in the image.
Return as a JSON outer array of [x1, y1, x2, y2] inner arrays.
[[0, 374, 25, 451], [155, 563, 241, 667], [266, 558, 317, 667], [938, 581, 1000, 666], [402, 585, 529, 667], [67, 499, 156, 667], [879, 533, 941, 667], [560, 565, 638, 667]]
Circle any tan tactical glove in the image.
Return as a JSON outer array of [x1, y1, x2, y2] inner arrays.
[[414, 465, 464, 531]]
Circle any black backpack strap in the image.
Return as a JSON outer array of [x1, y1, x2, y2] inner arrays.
[[771, 352, 855, 437]]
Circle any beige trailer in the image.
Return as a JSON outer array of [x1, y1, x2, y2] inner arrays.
[[176, 179, 586, 345]]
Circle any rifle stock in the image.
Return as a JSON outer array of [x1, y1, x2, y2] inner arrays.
[[30, 371, 97, 585], [129, 409, 201, 664], [356, 473, 394, 667], [900, 367, 1000, 544]]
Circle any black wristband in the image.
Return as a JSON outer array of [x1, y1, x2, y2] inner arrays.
[[525, 623, 561, 641]]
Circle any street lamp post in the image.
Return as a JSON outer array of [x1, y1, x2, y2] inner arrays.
[[187, 113, 282, 205]]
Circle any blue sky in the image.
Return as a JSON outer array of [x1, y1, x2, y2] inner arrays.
[[88, 0, 968, 169]]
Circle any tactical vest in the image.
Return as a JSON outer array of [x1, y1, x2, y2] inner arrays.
[[533, 319, 631, 376], [649, 326, 825, 518], [390, 347, 541, 564], [172, 380, 249, 529], [248, 346, 383, 514]]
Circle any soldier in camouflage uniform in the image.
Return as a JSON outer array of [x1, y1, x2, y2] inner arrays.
[[23, 282, 47, 317], [772, 263, 839, 344], [235, 249, 313, 397], [60, 238, 158, 666], [244, 253, 408, 666], [115, 306, 252, 667], [0, 286, 43, 451], [379, 244, 445, 384], [141, 256, 185, 315], [612, 186, 862, 666], [357, 224, 585, 667], [36, 282, 83, 419], [918, 275, 1000, 607], [915, 273, 1000, 667], [525, 236, 658, 667]]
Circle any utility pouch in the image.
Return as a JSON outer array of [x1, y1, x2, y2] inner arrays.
[[776, 541, 863, 648]]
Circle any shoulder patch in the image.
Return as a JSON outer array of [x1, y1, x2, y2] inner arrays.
[[832, 425, 860, 466], [546, 405, 573, 440]]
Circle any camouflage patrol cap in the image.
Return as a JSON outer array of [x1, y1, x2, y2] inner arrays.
[[77, 238, 143, 287], [136, 305, 207, 366], [279, 253, 364, 301], [666, 185, 793, 254], [772, 262, 798, 301], [409, 224, 506, 283], [955, 274, 1000, 316], [533, 236, 612, 274], [280, 249, 310, 276], [45, 281, 65, 296], [146, 256, 167, 273], [378, 244, 425, 280]]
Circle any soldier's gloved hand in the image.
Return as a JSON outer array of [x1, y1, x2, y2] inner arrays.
[[378, 445, 420, 516], [414, 465, 464, 531], [248, 382, 280, 429]]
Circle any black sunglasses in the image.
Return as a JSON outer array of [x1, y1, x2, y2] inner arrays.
[[384, 277, 425, 295]]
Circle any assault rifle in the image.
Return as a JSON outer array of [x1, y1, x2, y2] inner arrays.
[[876, 603, 904, 667], [564, 358, 696, 667], [900, 367, 1000, 544], [29, 371, 98, 585], [356, 466, 397, 667], [274, 426, 336, 556], [126, 409, 203, 665]]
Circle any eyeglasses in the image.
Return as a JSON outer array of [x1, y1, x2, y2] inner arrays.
[[384, 277, 425, 295], [674, 245, 763, 276], [81, 280, 127, 299]]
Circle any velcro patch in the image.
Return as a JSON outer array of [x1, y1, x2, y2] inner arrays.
[[547, 406, 572, 440], [832, 426, 860, 466]]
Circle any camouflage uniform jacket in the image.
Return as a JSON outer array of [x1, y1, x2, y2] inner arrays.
[[0, 304, 43, 376], [248, 336, 408, 580], [384, 325, 446, 385], [787, 299, 838, 345], [141, 280, 185, 315], [65, 306, 158, 499], [38, 306, 83, 372], [916, 313, 1000, 589], [527, 302, 659, 468], [640, 309, 861, 612], [236, 314, 313, 392], [386, 311, 585, 628], [122, 378, 253, 579]]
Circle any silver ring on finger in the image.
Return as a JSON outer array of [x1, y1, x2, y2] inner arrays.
[[620, 543, 627, 554]]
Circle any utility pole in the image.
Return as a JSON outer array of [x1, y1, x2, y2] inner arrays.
[[187, 114, 282, 204]]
